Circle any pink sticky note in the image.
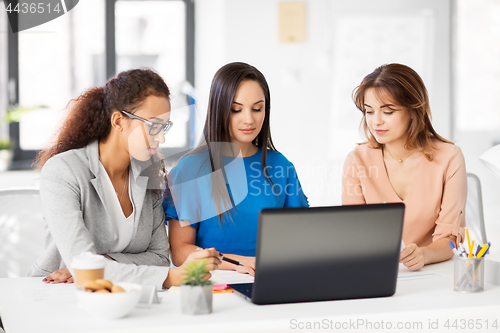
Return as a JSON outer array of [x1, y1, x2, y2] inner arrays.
[[213, 284, 228, 291]]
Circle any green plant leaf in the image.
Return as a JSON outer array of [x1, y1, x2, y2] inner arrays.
[[0, 139, 12, 150], [181, 259, 212, 286], [2, 105, 47, 123]]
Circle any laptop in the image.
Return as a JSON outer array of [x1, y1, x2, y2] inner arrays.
[[229, 203, 405, 305]]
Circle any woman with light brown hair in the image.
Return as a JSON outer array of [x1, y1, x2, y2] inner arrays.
[[342, 63, 466, 271]]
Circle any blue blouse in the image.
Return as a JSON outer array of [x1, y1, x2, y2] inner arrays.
[[163, 146, 308, 256]]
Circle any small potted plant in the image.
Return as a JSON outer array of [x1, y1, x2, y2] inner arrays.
[[180, 259, 213, 315], [0, 138, 12, 171], [0, 105, 44, 171]]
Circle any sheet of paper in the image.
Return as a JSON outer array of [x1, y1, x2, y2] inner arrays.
[[401, 240, 406, 252], [397, 264, 439, 280], [20, 283, 76, 304], [279, 2, 307, 43], [166, 271, 254, 294], [209, 270, 255, 285]]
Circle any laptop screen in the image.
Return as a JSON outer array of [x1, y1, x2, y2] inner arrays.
[[249, 203, 405, 305]]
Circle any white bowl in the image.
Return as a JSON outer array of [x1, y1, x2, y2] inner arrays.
[[75, 282, 142, 319]]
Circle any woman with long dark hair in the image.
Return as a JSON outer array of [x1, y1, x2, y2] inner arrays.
[[165, 62, 309, 275], [342, 63, 467, 271], [28, 68, 220, 288]]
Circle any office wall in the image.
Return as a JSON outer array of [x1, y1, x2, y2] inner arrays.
[[454, 0, 500, 240], [195, 0, 452, 207]]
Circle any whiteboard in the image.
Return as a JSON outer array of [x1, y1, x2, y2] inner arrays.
[[326, 0, 451, 162]]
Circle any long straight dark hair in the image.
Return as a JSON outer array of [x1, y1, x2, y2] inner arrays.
[[195, 62, 277, 221]]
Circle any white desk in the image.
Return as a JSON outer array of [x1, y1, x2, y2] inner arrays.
[[1, 261, 500, 333]]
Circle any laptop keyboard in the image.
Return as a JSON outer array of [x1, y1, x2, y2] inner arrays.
[[229, 283, 254, 298], [241, 287, 253, 296]]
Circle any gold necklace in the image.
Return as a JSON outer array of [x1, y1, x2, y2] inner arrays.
[[384, 147, 417, 163]]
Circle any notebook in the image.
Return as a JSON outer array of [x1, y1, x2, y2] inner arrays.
[[229, 203, 405, 305]]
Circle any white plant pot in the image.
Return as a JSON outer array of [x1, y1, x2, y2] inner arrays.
[[0, 150, 12, 171], [180, 284, 213, 315]]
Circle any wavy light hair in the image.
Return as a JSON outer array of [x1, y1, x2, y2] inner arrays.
[[352, 63, 452, 160]]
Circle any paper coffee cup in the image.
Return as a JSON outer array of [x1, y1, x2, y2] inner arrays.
[[71, 252, 106, 287]]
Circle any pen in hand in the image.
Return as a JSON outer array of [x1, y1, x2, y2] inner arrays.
[[219, 253, 245, 266], [195, 247, 245, 266]]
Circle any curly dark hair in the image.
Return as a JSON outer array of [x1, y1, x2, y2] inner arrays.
[[35, 68, 171, 193]]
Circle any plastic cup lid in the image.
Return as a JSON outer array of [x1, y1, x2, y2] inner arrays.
[[71, 252, 106, 270]]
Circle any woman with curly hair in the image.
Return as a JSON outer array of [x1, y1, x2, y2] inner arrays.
[[28, 68, 220, 288]]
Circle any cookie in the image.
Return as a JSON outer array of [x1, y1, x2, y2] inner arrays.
[[95, 279, 113, 290], [95, 288, 110, 293], [83, 280, 104, 291], [111, 285, 125, 293]]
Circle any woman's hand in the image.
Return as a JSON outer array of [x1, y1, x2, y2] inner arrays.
[[219, 255, 256, 276], [43, 267, 74, 284], [183, 247, 222, 272], [234, 257, 256, 276], [400, 243, 425, 271], [163, 248, 221, 288]]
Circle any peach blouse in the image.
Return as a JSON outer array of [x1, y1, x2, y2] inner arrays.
[[342, 140, 466, 247]]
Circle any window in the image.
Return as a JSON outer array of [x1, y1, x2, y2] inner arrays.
[[0, 8, 8, 143], [18, 0, 105, 152], [115, 0, 190, 154], [5, 0, 193, 169]]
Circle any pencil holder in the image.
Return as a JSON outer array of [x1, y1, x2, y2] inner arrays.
[[453, 256, 484, 293]]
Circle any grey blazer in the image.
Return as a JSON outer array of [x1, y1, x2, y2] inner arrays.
[[28, 141, 171, 288]]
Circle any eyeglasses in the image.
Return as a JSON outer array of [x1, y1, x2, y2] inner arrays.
[[120, 110, 173, 136]]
